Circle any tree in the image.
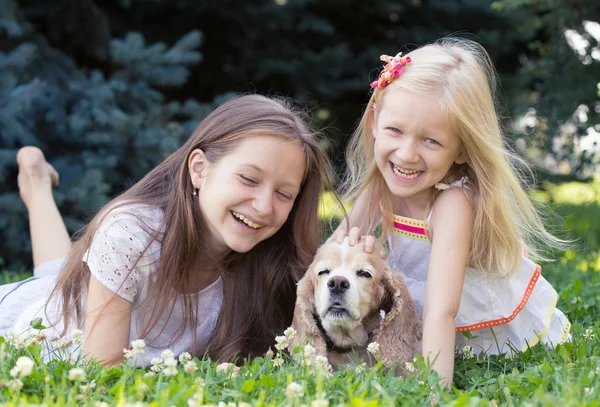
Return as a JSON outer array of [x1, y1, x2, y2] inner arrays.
[[0, 0, 233, 268]]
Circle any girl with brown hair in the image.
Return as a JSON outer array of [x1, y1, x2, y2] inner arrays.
[[0, 94, 332, 365]]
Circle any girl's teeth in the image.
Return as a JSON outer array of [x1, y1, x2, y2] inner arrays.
[[392, 164, 422, 179], [232, 212, 263, 229]]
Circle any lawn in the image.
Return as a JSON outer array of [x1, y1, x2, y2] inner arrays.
[[1, 181, 600, 406]]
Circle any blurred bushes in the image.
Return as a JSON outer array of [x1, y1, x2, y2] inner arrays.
[[0, 0, 598, 269]]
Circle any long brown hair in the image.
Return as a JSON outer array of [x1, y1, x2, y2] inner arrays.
[[48, 94, 333, 362]]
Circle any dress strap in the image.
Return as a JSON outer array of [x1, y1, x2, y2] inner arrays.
[[427, 176, 472, 225], [434, 176, 471, 191]]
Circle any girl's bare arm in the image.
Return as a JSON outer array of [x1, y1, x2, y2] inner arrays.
[[422, 188, 473, 387], [83, 275, 132, 366]]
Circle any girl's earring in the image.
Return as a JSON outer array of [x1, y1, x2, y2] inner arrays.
[[192, 184, 198, 196]]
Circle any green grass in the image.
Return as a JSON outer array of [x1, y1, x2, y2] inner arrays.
[[2, 181, 600, 406]]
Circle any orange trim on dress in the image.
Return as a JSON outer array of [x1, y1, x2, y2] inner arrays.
[[455, 265, 542, 333]]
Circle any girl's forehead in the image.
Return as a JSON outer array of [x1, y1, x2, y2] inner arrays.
[[379, 90, 449, 122], [222, 134, 307, 186]]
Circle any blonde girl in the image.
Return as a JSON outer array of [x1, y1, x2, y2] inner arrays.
[[336, 38, 571, 386], [0, 95, 332, 366]]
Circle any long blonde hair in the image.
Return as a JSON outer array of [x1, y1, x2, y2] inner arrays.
[[48, 95, 334, 362], [342, 38, 565, 276]]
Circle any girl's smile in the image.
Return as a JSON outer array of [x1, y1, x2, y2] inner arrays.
[[391, 162, 423, 182], [231, 211, 265, 229]]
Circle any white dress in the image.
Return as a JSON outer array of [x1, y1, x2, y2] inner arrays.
[[386, 186, 571, 356], [0, 204, 223, 365]]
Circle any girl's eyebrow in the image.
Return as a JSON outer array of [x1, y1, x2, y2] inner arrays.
[[239, 163, 263, 172]]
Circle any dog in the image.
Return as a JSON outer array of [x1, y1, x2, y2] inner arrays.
[[288, 238, 422, 370]]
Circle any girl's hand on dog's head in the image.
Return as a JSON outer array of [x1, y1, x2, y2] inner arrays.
[[329, 224, 385, 259]]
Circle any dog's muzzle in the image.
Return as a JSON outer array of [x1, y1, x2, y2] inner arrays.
[[325, 276, 351, 319]]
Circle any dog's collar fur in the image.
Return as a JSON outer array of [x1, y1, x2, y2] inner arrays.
[[312, 311, 357, 354]]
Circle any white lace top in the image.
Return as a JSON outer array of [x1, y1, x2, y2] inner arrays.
[[0, 204, 223, 365]]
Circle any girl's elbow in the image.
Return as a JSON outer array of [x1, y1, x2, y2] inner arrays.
[[423, 306, 458, 324]]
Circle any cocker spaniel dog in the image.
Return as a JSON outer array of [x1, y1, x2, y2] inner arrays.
[[289, 238, 422, 370]]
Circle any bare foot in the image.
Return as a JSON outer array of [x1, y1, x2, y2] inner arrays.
[[16, 146, 60, 209]]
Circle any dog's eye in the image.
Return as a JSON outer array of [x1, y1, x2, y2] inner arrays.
[[356, 269, 372, 278], [317, 269, 330, 276]]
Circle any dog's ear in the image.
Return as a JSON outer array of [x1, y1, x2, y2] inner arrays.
[[288, 270, 327, 356], [374, 262, 422, 367]]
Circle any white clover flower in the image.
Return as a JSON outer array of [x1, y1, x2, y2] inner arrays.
[[6, 332, 18, 343], [312, 399, 329, 407], [68, 367, 86, 381], [10, 356, 35, 378], [284, 327, 297, 340], [144, 371, 156, 378], [71, 329, 84, 346], [55, 337, 68, 350], [184, 361, 199, 373], [188, 400, 201, 407], [462, 345, 475, 359], [6, 332, 19, 345], [355, 363, 367, 374], [404, 361, 415, 373], [315, 355, 332, 378], [216, 362, 239, 378], [35, 331, 47, 343], [22, 332, 39, 347], [66, 354, 78, 365], [274, 335, 288, 352], [10, 366, 20, 377], [179, 352, 192, 363], [195, 377, 206, 387], [584, 328, 595, 341], [273, 357, 284, 367], [161, 349, 175, 359], [286, 381, 304, 398], [9, 378, 23, 391], [137, 382, 150, 394], [150, 357, 163, 372], [303, 344, 316, 359], [164, 357, 178, 368], [315, 355, 331, 371], [366, 342, 380, 358], [7, 333, 26, 350], [80, 380, 97, 394], [131, 339, 146, 356], [123, 348, 134, 360], [163, 365, 178, 377], [265, 348, 274, 359]]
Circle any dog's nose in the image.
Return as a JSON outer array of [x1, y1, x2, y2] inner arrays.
[[327, 276, 350, 294]]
